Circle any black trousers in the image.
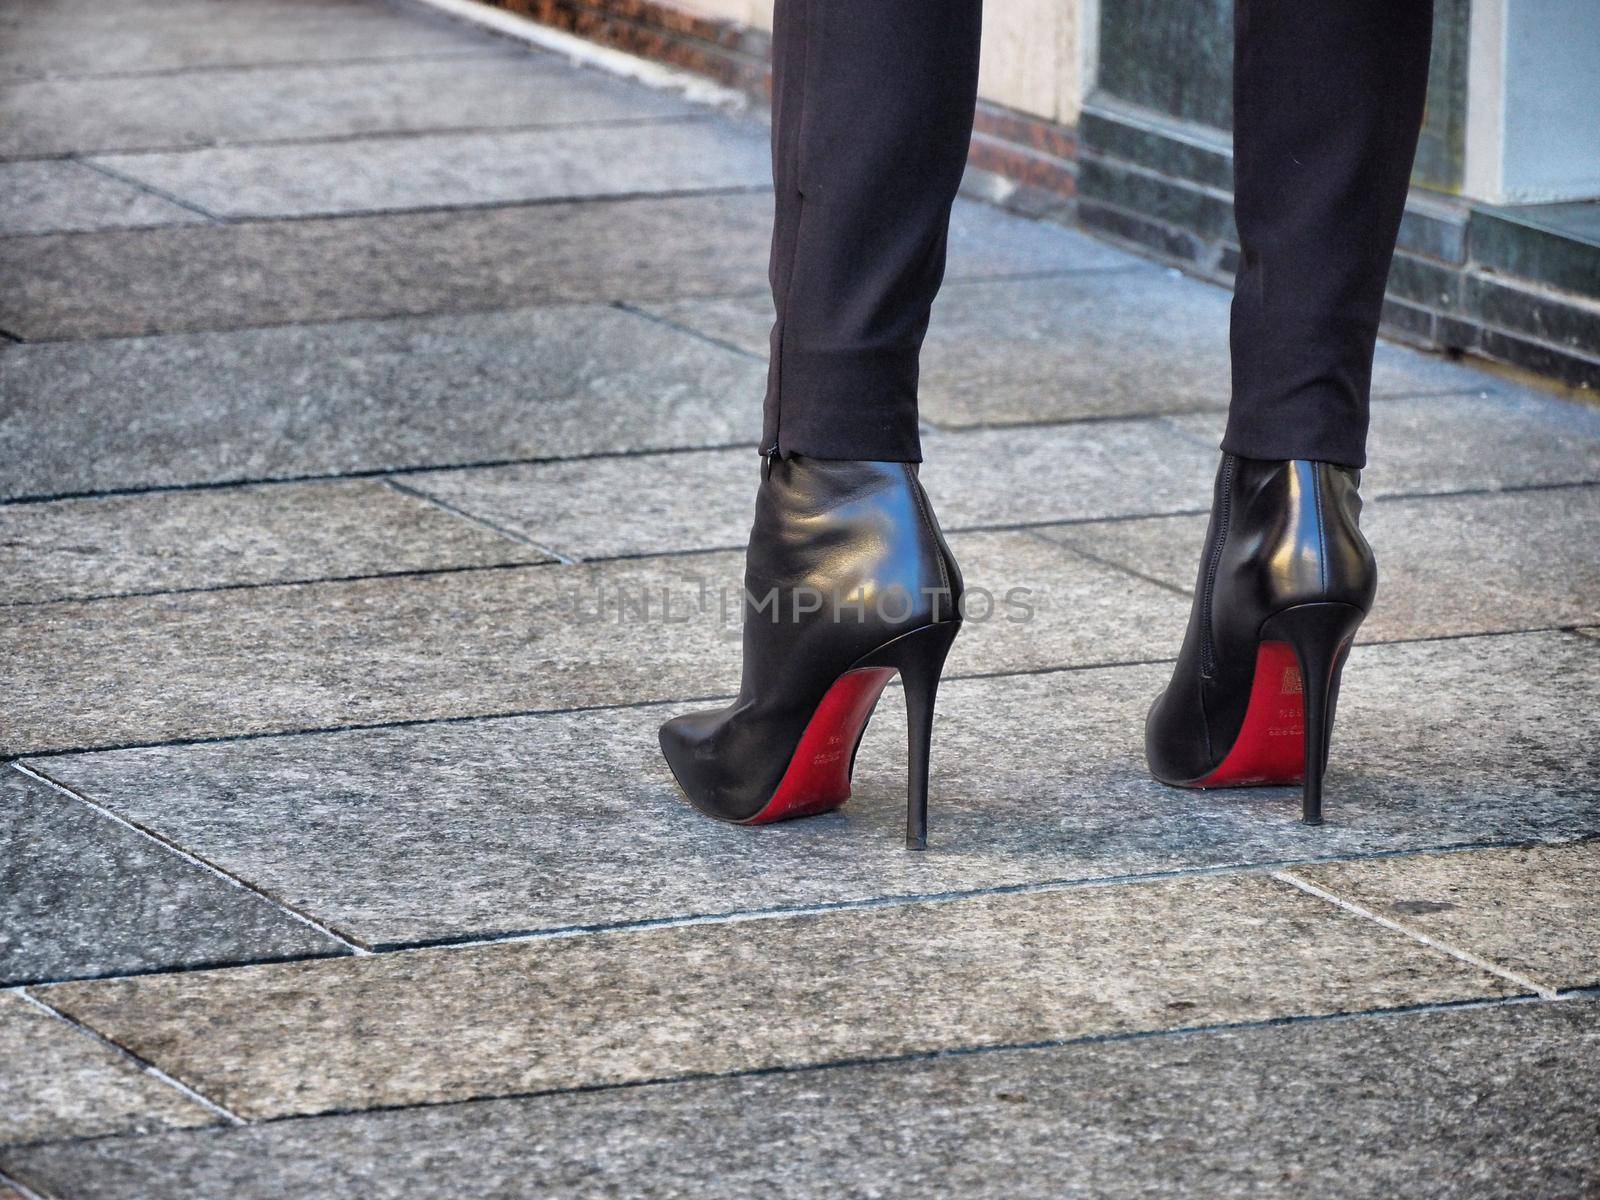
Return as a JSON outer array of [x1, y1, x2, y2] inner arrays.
[[761, 0, 1434, 469]]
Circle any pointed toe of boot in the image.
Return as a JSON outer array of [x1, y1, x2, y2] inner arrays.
[[658, 709, 717, 804]]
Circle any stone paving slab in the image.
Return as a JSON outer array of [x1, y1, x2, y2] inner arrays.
[[93, 119, 770, 220], [0, 0, 516, 81], [871, 530, 1185, 679], [939, 205, 1149, 275], [399, 391, 1600, 562], [402, 420, 1221, 560], [0, 160, 205, 236], [641, 273, 1505, 425], [1048, 486, 1600, 643], [9, 487, 1596, 755], [36, 873, 1517, 1120], [0, 530, 1188, 754], [1, 560, 683, 755], [2, 55, 694, 159], [1293, 843, 1600, 993], [0, 992, 217, 1147], [0, 196, 1142, 342], [405, 447, 763, 560], [0, 768, 342, 986], [30, 631, 1600, 947], [1, 553, 749, 754], [1175, 389, 1600, 497], [5, 336, 1588, 515], [8, 998, 1595, 1199], [0, 480, 541, 604], [0, 193, 772, 341], [913, 275, 1493, 423], [0, 305, 764, 501]]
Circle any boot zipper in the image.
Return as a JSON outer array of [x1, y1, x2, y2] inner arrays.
[[1199, 454, 1235, 678]]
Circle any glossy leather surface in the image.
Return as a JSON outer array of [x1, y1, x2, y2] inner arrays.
[[660, 454, 962, 822], [1145, 456, 1377, 785]]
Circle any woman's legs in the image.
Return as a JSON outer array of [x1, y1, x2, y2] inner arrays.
[[664, 1, 980, 839], [1224, 0, 1434, 468], [763, 0, 1432, 469], [1148, 2, 1433, 822], [762, 0, 983, 463], [677, 0, 1437, 833]]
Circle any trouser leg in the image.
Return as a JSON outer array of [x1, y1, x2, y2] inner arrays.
[[1223, 0, 1433, 468], [762, 0, 983, 462]]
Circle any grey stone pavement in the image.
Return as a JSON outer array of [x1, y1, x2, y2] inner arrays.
[[3, 1, 1599, 1196]]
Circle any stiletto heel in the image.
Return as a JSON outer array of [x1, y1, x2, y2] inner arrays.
[[660, 455, 964, 842], [858, 621, 960, 849], [1258, 602, 1364, 825], [1147, 456, 1376, 823]]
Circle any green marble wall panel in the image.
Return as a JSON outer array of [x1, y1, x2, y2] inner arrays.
[[1097, 0, 1232, 131], [1414, 0, 1470, 192], [1095, 0, 1468, 190]]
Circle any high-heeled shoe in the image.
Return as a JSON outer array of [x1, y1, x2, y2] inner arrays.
[[659, 453, 962, 849], [1146, 455, 1377, 824]]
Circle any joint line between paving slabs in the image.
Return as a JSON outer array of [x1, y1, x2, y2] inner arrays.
[[0, 558, 568, 611], [612, 300, 768, 363], [378, 841, 1560, 956], [0, 440, 762, 507], [10, 989, 246, 1127], [208, 993, 1548, 1133], [194, 183, 776, 228], [11, 764, 372, 957], [13, 111, 723, 165], [0, 840, 1564, 993], [1034, 532, 1197, 598], [12, 48, 537, 87], [0, 1165, 50, 1200], [1271, 869, 1559, 1000], [74, 159, 223, 223], [11, 624, 1582, 761], [0, 185, 773, 256], [1370, 477, 1600, 507], [381, 478, 577, 563]]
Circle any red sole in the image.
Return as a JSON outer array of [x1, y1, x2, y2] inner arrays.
[[742, 668, 895, 824], [1194, 642, 1309, 788]]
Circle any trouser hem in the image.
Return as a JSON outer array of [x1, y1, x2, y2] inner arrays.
[[762, 344, 923, 462], [1220, 391, 1368, 469]]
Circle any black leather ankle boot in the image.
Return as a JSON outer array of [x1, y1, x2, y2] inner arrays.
[[660, 454, 963, 848], [1146, 455, 1377, 824]]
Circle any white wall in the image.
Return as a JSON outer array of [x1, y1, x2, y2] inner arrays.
[[1465, 0, 1600, 204], [676, 0, 771, 27], [673, 0, 1093, 123]]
